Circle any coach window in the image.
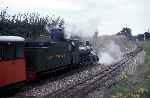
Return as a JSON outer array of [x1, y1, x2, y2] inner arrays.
[[4, 46, 15, 59], [3, 46, 15, 59], [0, 47, 2, 60], [16, 46, 24, 58]]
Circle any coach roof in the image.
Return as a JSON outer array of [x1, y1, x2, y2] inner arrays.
[[0, 36, 25, 42]]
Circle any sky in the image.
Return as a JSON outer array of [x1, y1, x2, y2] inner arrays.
[[0, 0, 150, 36]]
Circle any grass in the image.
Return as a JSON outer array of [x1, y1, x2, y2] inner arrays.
[[111, 81, 131, 94]]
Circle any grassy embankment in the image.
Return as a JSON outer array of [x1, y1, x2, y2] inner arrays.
[[110, 41, 150, 98]]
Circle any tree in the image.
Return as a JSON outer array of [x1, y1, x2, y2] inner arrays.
[[144, 32, 150, 40], [0, 8, 64, 41], [117, 27, 132, 38]]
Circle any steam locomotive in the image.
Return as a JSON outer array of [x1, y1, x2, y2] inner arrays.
[[0, 28, 99, 88]]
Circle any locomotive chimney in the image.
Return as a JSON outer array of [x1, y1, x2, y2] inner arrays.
[[51, 27, 65, 42], [86, 41, 90, 46]]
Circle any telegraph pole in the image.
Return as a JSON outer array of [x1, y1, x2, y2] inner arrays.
[[144, 33, 145, 41], [93, 31, 99, 54]]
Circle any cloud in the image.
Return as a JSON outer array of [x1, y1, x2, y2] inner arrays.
[[6, 0, 86, 11]]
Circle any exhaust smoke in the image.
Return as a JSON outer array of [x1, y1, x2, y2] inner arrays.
[[98, 40, 122, 65]]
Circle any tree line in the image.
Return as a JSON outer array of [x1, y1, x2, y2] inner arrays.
[[117, 27, 150, 41], [0, 8, 64, 40]]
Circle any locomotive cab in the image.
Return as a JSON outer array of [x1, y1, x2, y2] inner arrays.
[[0, 36, 26, 88]]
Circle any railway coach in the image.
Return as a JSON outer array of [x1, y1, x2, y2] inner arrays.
[[0, 36, 26, 87]]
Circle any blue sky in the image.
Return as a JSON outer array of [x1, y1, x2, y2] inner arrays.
[[0, 0, 150, 36]]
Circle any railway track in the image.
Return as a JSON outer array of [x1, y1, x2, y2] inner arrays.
[[44, 47, 143, 98]]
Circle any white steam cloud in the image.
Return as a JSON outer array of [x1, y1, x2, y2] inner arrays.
[[64, 15, 101, 38], [98, 41, 122, 65]]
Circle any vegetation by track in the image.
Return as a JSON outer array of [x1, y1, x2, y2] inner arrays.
[[110, 41, 150, 98]]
